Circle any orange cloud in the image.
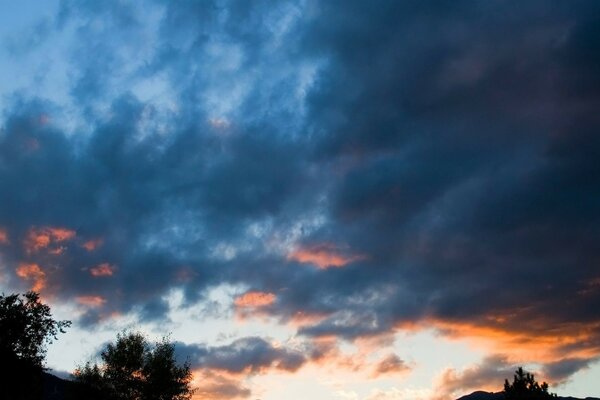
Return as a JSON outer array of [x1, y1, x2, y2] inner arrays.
[[89, 263, 116, 277], [47, 227, 76, 241], [394, 316, 600, 370], [234, 291, 276, 308], [192, 370, 250, 400], [24, 226, 76, 253], [0, 228, 8, 244], [76, 295, 106, 308], [16, 263, 46, 292], [82, 238, 103, 251], [287, 243, 366, 269], [25, 230, 50, 252]]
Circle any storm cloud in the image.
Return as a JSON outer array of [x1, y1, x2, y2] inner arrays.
[[1, 0, 600, 395]]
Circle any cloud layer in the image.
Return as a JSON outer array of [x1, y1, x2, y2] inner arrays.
[[1, 1, 600, 398]]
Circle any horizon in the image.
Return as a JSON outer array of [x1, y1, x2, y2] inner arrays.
[[1, 1, 599, 399]]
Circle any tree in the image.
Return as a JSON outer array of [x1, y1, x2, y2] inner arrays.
[[142, 338, 194, 400], [101, 331, 147, 400], [0, 291, 71, 367], [73, 362, 108, 399], [0, 291, 71, 400], [75, 331, 194, 400], [504, 367, 557, 400]]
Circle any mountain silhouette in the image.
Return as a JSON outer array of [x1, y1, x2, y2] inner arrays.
[[457, 391, 600, 400], [39, 371, 104, 400]]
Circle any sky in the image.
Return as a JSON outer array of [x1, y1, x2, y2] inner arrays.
[[0, 1, 599, 399]]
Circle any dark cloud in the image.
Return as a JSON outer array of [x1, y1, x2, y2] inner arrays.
[[174, 337, 306, 374], [433, 355, 518, 399], [542, 358, 593, 385], [255, 0, 600, 344], [0, 0, 599, 388]]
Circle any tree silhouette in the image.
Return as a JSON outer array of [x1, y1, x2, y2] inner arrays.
[[142, 338, 194, 400], [73, 362, 108, 399], [504, 367, 557, 400], [75, 331, 194, 400], [0, 291, 71, 400], [0, 291, 71, 367]]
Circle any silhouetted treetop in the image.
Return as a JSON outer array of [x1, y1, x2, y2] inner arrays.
[[504, 367, 557, 400], [75, 331, 194, 400]]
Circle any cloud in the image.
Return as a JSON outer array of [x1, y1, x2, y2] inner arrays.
[[174, 335, 409, 399], [175, 337, 306, 375], [234, 291, 276, 308], [82, 238, 103, 252], [88, 263, 115, 277], [0, 228, 8, 244], [0, 0, 599, 392], [542, 358, 594, 385], [15, 263, 46, 292], [371, 354, 410, 378], [287, 243, 366, 269], [432, 355, 517, 400], [193, 370, 251, 400], [76, 295, 106, 308], [365, 387, 431, 400], [24, 227, 76, 254], [429, 355, 581, 400]]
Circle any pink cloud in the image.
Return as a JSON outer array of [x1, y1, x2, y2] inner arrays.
[[89, 263, 116, 277], [16, 263, 46, 292], [234, 291, 276, 308], [82, 238, 103, 251], [287, 243, 366, 269], [76, 295, 106, 308], [0, 228, 8, 244], [24, 226, 76, 254]]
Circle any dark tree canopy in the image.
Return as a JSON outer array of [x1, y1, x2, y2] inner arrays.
[[0, 291, 71, 367], [75, 331, 194, 400], [504, 367, 557, 400], [0, 291, 71, 400]]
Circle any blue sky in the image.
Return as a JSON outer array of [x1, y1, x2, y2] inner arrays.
[[1, 1, 599, 399]]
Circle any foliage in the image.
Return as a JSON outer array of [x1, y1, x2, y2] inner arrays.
[[504, 367, 557, 400], [73, 362, 110, 399], [75, 331, 194, 400], [0, 291, 71, 400], [0, 291, 71, 367], [142, 338, 194, 400]]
